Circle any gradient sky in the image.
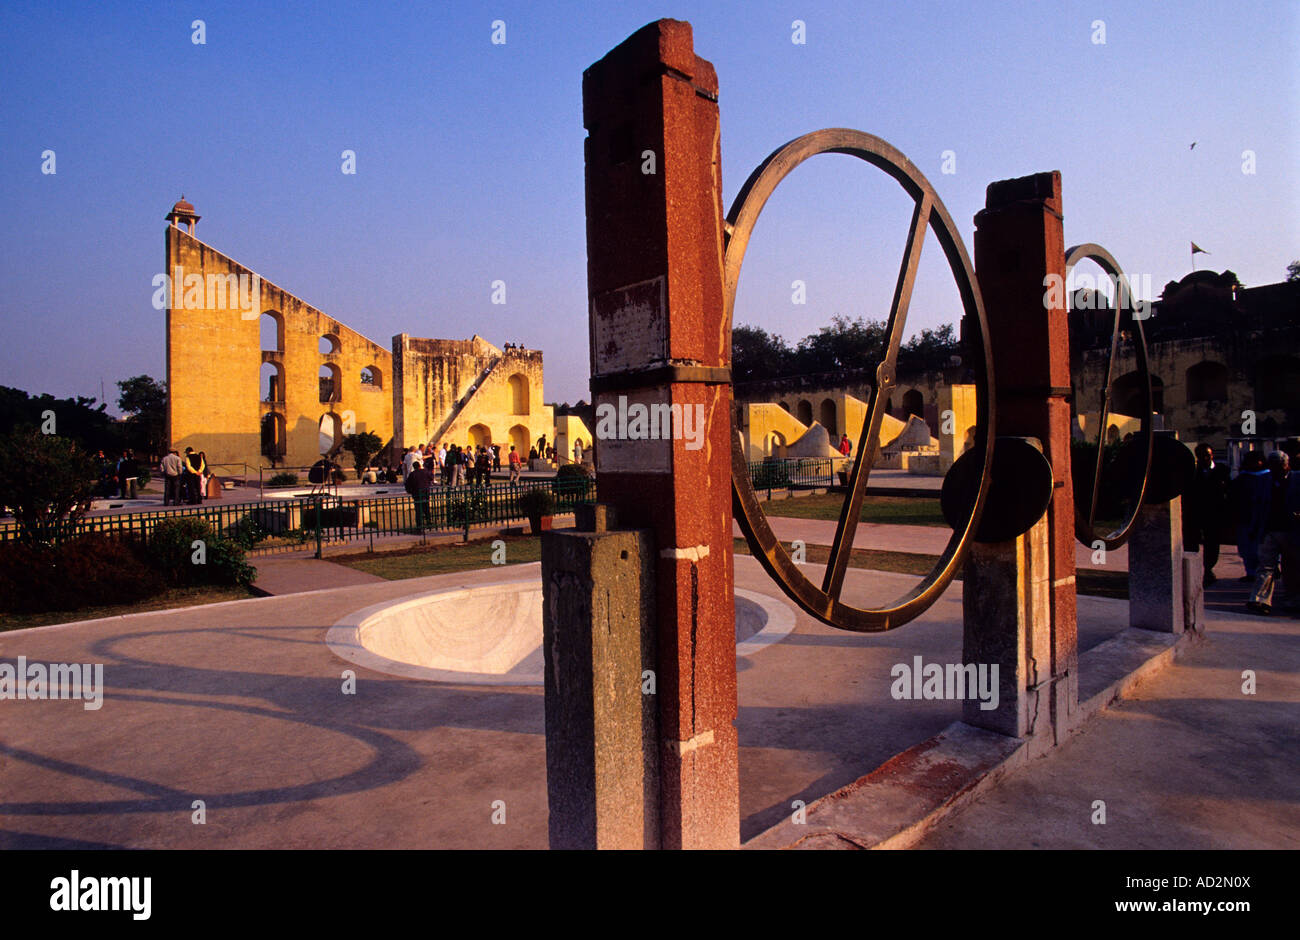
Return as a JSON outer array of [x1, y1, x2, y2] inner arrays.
[[1, 0, 1296, 414]]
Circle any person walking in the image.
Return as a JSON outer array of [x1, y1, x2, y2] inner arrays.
[[838, 433, 852, 457], [509, 444, 522, 484], [1231, 450, 1271, 582], [476, 446, 491, 486], [405, 459, 433, 530], [1183, 443, 1230, 585], [160, 448, 183, 506], [1246, 451, 1300, 616]]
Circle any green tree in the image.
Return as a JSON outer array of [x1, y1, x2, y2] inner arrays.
[[117, 375, 167, 461], [1287, 260, 1299, 282], [731, 325, 793, 383], [341, 431, 383, 478], [792, 315, 887, 374], [0, 428, 98, 544]]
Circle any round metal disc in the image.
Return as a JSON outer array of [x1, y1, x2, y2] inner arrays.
[[941, 437, 1054, 543], [728, 128, 994, 633], [1142, 435, 1196, 503]]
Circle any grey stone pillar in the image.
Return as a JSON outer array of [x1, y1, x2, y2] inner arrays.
[[1128, 497, 1186, 634], [542, 509, 659, 849], [961, 512, 1056, 745]]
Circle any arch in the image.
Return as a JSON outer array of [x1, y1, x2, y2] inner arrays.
[[319, 363, 341, 403], [819, 398, 837, 436], [319, 333, 341, 355], [902, 388, 924, 419], [509, 373, 530, 414], [1112, 371, 1164, 416], [468, 423, 492, 448], [360, 365, 382, 389], [778, 401, 791, 413], [508, 424, 530, 456], [796, 399, 813, 425], [318, 413, 343, 455], [260, 311, 284, 352], [1256, 355, 1300, 411], [1185, 360, 1228, 403], [260, 413, 286, 459], [764, 430, 787, 458], [260, 360, 284, 403]]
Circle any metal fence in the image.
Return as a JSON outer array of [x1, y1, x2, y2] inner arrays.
[[0, 478, 597, 558], [746, 457, 843, 494]]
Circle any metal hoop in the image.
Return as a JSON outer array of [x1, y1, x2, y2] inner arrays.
[[727, 129, 995, 632], [1065, 243, 1153, 550]]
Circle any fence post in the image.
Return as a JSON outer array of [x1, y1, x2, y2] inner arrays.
[[314, 496, 322, 559]]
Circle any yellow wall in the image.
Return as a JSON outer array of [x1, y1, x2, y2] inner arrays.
[[165, 225, 392, 470]]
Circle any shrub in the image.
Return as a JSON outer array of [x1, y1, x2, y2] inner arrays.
[[268, 471, 298, 488], [556, 462, 591, 482], [146, 516, 256, 589], [518, 487, 555, 519], [0, 534, 163, 614], [0, 428, 98, 544]]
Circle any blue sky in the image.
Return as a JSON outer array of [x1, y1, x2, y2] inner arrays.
[[1, 0, 1296, 411]]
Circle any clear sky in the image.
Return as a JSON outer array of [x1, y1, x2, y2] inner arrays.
[[1, 0, 1296, 413]]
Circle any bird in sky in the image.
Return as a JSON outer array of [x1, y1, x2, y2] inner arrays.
[[1190, 142, 1197, 150]]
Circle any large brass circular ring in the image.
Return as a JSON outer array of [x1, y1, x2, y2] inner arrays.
[[727, 129, 995, 632], [1065, 243, 1153, 550]]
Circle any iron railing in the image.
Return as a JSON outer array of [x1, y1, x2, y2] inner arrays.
[[746, 456, 844, 494], [0, 478, 597, 558]]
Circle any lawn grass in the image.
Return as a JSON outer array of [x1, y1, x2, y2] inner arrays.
[[331, 534, 543, 580], [761, 493, 948, 527], [0, 584, 256, 631]]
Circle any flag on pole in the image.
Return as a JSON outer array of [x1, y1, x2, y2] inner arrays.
[[1191, 242, 1209, 255]]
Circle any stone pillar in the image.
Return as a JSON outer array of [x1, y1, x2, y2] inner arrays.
[[542, 510, 659, 849], [970, 172, 1079, 741], [579, 19, 738, 849], [961, 442, 1055, 744], [1129, 497, 1186, 634]]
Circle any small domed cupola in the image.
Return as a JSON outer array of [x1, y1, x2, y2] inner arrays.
[[166, 196, 200, 233]]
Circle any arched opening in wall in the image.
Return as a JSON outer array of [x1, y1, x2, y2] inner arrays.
[[509, 373, 530, 414], [1186, 361, 1228, 403], [509, 424, 530, 458], [260, 361, 284, 403], [764, 431, 787, 458], [261, 413, 286, 460], [361, 365, 382, 390], [1112, 372, 1165, 416], [319, 334, 341, 355], [261, 311, 285, 352], [468, 423, 492, 448], [902, 389, 924, 419], [318, 413, 343, 455], [796, 400, 813, 425], [1256, 355, 1300, 411], [319, 363, 341, 403], [819, 398, 837, 436], [779, 401, 791, 413]]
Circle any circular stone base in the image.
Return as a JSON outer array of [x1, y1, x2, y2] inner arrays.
[[327, 579, 795, 686]]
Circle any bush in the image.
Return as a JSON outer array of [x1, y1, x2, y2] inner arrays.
[[0, 428, 98, 544], [556, 462, 591, 482], [518, 487, 556, 519], [146, 516, 256, 589], [0, 534, 164, 614], [267, 471, 298, 488]]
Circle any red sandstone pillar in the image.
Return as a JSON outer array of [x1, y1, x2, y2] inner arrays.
[[973, 172, 1079, 738], [582, 19, 738, 849]]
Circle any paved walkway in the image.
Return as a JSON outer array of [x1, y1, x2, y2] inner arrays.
[[1, 533, 1288, 849]]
